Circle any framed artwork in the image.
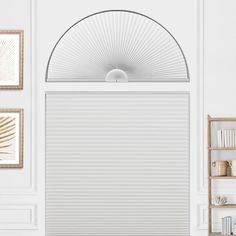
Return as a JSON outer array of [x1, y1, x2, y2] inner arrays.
[[0, 30, 24, 89], [0, 109, 23, 168]]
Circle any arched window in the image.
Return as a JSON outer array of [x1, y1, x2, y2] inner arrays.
[[46, 10, 189, 82], [45, 10, 191, 236]]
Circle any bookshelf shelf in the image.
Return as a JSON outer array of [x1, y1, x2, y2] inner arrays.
[[210, 204, 236, 209], [209, 147, 236, 151], [209, 117, 236, 122], [210, 233, 236, 236], [210, 176, 236, 179], [208, 115, 236, 236]]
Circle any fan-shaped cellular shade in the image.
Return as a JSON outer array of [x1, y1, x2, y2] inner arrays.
[[46, 10, 189, 82]]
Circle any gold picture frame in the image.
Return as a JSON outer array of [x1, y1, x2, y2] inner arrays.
[[0, 109, 24, 168], [0, 30, 24, 90]]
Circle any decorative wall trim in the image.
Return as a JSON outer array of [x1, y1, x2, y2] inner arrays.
[[197, 204, 208, 230], [197, 204, 220, 231], [197, 0, 207, 194], [0, 204, 37, 230]]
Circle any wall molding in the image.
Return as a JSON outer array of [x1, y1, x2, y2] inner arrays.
[[197, 204, 220, 231], [197, 0, 208, 195], [197, 204, 208, 230], [0, 204, 37, 230]]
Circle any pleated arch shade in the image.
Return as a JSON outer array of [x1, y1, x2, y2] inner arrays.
[[46, 10, 189, 82]]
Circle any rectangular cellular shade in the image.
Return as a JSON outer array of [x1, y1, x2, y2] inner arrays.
[[46, 92, 189, 236]]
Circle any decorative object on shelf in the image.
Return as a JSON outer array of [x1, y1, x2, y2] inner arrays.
[[212, 160, 228, 176], [0, 109, 23, 168], [233, 223, 236, 234], [213, 196, 227, 206], [46, 10, 189, 82], [222, 216, 232, 235], [0, 30, 23, 89], [229, 160, 236, 176]]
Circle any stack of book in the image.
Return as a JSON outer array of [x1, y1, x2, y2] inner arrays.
[[222, 216, 232, 235], [217, 129, 236, 148]]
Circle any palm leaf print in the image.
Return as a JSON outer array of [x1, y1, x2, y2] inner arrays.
[[0, 116, 15, 155]]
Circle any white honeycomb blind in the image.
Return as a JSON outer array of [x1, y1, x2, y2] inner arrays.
[[46, 92, 189, 236]]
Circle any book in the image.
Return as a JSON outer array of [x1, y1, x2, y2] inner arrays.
[[217, 130, 222, 147]]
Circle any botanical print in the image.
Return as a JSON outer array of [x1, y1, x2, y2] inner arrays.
[[0, 31, 23, 89], [0, 116, 16, 157], [0, 110, 23, 167]]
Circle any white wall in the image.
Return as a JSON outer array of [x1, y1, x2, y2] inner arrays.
[[0, 0, 235, 235], [205, 0, 236, 115], [0, 0, 39, 235], [201, 0, 236, 233]]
